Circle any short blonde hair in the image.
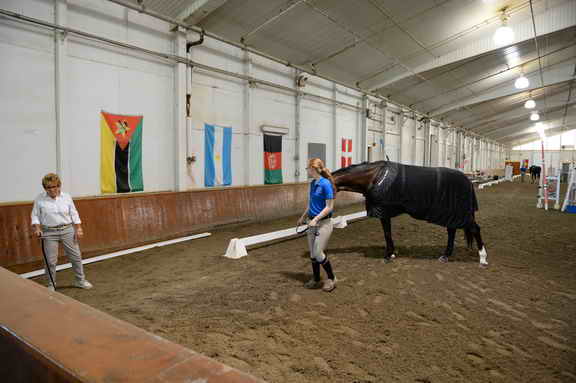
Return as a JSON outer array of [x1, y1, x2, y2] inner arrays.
[[42, 173, 61, 188]]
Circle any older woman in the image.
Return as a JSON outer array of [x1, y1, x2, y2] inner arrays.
[[31, 173, 93, 291]]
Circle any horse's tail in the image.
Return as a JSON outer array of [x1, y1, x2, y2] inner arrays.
[[463, 221, 479, 249]]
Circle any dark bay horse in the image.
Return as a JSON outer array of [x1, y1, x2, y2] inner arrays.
[[332, 161, 488, 267], [529, 165, 541, 184]]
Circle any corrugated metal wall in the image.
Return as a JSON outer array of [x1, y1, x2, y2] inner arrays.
[[0, 184, 363, 272]]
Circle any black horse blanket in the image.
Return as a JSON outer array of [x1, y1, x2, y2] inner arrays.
[[365, 162, 478, 229]]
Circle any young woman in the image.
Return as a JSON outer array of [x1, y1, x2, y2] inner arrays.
[[297, 158, 337, 292]]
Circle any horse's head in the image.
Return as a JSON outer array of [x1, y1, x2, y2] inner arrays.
[[333, 162, 382, 195]]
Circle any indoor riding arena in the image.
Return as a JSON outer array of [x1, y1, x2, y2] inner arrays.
[[1, 1, 575, 383]]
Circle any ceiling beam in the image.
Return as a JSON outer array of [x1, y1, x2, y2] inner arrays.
[[363, 1, 576, 92], [177, 0, 229, 25], [430, 60, 575, 117]]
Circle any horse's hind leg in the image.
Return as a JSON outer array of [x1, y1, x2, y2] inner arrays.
[[380, 217, 396, 262], [474, 222, 488, 268], [439, 227, 456, 263]]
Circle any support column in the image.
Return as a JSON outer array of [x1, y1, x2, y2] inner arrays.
[[423, 118, 431, 167], [174, 26, 187, 191], [332, 83, 338, 169], [54, 0, 68, 180], [243, 49, 253, 186], [361, 95, 368, 162], [295, 70, 303, 182], [381, 101, 387, 161], [470, 136, 475, 172], [411, 112, 417, 166]]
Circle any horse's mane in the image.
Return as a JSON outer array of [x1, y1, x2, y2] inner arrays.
[[333, 161, 389, 176]]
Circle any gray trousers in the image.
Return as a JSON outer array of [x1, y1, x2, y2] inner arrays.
[[41, 225, 86, 286], [307, 218, 333, 263]]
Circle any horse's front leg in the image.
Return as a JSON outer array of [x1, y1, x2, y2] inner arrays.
[[380, 217, 396, 262], [439, 227, 456, 263]]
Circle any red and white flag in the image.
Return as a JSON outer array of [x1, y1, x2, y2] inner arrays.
[[341, 138, 352, 168]]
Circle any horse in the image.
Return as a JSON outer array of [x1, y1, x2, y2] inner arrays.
[[529, 165, 541, 184], [332, 161, 488, 267]]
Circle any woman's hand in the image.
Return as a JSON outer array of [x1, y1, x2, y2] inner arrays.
[[75, 226, 84, 240], [308, 218, 318, 227]]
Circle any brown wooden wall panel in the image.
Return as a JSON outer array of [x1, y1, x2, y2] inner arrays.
[[0, 184, 363, 271], [0, 326, 83, 383], [0, 266, 267, 383]]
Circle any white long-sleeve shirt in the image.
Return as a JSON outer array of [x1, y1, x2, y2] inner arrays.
[[31, 192, 82, 227]]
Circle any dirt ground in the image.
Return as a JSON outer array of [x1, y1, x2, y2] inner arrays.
[[36, 180, 576, 383]]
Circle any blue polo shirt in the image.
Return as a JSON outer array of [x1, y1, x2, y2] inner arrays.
[[308, 177, 334, 217]]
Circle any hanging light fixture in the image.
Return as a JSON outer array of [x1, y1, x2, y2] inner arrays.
[[530, 111, 540, 121], [515, 67, 529, 89], [535, 122, 546, 139], [493, 8, 514, 46]]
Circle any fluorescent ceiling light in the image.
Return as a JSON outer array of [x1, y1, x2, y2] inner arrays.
[[515, 76, 529, 89]]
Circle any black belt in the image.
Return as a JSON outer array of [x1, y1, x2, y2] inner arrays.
[[42, 224, 72, 230]]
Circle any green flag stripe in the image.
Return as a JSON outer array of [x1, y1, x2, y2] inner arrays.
[[129, 120, 143, 192], [265, 169, 283, 184]]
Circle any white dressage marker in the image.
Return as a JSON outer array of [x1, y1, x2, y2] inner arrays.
[[224, 211, 368, 259], [478, 174, 520, 190], [21, 233, 211, 279]]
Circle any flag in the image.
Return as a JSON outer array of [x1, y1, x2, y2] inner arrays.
[[100, 111, 143, 193], [264, 134, 283, 184], [204, 124, 232, 187], [522, 159, 529, 168], [341, 138, 352, 168]]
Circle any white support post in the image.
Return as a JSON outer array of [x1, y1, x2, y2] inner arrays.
[[361, 95, 368, 162], [381, 101, 387, 161], [54, 0, 68, 181], [295, 69, 303, 181], [424, 119, 431, 167], [244, 49, 253, 186], [333, 83, 338, 169], [174, 26, 187, 191], [412, 112, 417, 166]]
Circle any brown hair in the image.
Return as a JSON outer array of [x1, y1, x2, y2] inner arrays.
[[308, 158, 336, 193], [42, 173, 61, 188]]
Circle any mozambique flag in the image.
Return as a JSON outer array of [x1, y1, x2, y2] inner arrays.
[[264, 134, 283, 184], [100, 111, 143, 193]]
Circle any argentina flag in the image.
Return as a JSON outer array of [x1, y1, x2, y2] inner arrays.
[[204, 123, 232, 187]]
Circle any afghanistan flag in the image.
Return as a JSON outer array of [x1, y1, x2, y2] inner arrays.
[[100, 111, 143, 193], [264, 134, 283, 184]]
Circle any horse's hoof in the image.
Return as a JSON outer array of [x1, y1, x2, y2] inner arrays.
[[479, 262, 489, 268], [383, 257, 394, 264], [438, 256, 449, 263]]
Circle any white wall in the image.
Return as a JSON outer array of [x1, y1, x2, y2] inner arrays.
[[509, 150, 576, 174], [0, 0, 506, 203]]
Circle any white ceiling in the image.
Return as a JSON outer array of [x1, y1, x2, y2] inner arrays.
[[126, 0, 576, 146]]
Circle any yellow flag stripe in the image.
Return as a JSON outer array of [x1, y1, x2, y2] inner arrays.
[[100, 117, 117, 193]]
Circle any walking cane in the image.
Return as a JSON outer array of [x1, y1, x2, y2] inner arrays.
[[39, 236, 56, 289]]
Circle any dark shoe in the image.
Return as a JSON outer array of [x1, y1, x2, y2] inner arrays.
[[304, 279, 322, 289]]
